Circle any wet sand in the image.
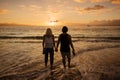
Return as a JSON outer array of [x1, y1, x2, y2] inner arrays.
[[0, 40, 120, 80]]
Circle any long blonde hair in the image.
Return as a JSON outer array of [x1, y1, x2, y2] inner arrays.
[[45, 28, 53, 36]]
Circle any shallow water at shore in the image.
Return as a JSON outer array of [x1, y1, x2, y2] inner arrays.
[[0, 39, 120, 80], [0, 26, 120, 79]]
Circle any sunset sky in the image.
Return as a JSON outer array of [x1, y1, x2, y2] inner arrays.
[[0, 0, 120, 26]]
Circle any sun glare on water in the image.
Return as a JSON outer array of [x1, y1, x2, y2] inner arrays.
[[48, 21, 56, 26], [47, 19, 59, 26]]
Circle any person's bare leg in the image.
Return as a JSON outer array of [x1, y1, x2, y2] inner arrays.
[[68, 58, 71, 68], [67, 52, 71, 68], [62, 58, 66, 69]]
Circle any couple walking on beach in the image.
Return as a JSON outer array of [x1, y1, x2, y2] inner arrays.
[[42, 26, 75, 70]]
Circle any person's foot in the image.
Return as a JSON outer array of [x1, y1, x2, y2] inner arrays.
[[64, 65, 66, 69], [50, 65, 53, 70], [62, 68, 66, 73], [68, 65, 71, 68]]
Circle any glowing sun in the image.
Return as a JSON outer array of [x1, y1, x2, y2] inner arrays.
[[48, 20, 58, 26], [48, 21, 56, 26]]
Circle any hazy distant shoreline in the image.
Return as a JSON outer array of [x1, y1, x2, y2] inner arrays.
[[0, 19, 120, 26]]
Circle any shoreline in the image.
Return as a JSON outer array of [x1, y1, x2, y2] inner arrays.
[[0, 39, 120, 80], [0, 45, 120, 80]]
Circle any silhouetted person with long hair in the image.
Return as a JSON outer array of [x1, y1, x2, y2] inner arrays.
[[55, 26, 75, 69], [42, 28, 55, 70]]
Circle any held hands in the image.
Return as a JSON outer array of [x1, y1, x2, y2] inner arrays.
[[55, 47, 58, 52]]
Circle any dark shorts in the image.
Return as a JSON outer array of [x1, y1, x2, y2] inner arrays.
[[61, 52, 71, 60], [44, 48, 54, 54]]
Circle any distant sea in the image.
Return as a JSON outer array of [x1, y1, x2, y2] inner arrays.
[[0, 26, 120, 43]]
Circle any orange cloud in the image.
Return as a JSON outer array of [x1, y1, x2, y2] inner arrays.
[[90, 0, 109, 3], [74, 0, 108, 3], [77, 5, 106, 13], [90, 19, 120, 26], [91, 0, 120, 4], [0, 9, 8, 14], [19, 5, 41, 11], [84, 5, 105, 11], [111, 0, 120, 4], [46, 5, 61, 14], [29, 5, 41, 11], [74, 0, 85, 3], [19, 5, 26, 9], [74, 0, 120, 4], [46, 10, 61, 17], [19, 5, 42, 16], [115, 6, 120, 10]]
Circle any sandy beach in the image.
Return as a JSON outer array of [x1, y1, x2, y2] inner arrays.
[[0, 39, 120, 80], [0, 0, 120, 79]]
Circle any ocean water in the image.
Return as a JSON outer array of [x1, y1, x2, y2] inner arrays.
[[0, 26, 120, 41], [0, 26, 120, 79]]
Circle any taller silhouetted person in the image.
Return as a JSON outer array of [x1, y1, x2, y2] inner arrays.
[[55, 26, 75, 69]]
